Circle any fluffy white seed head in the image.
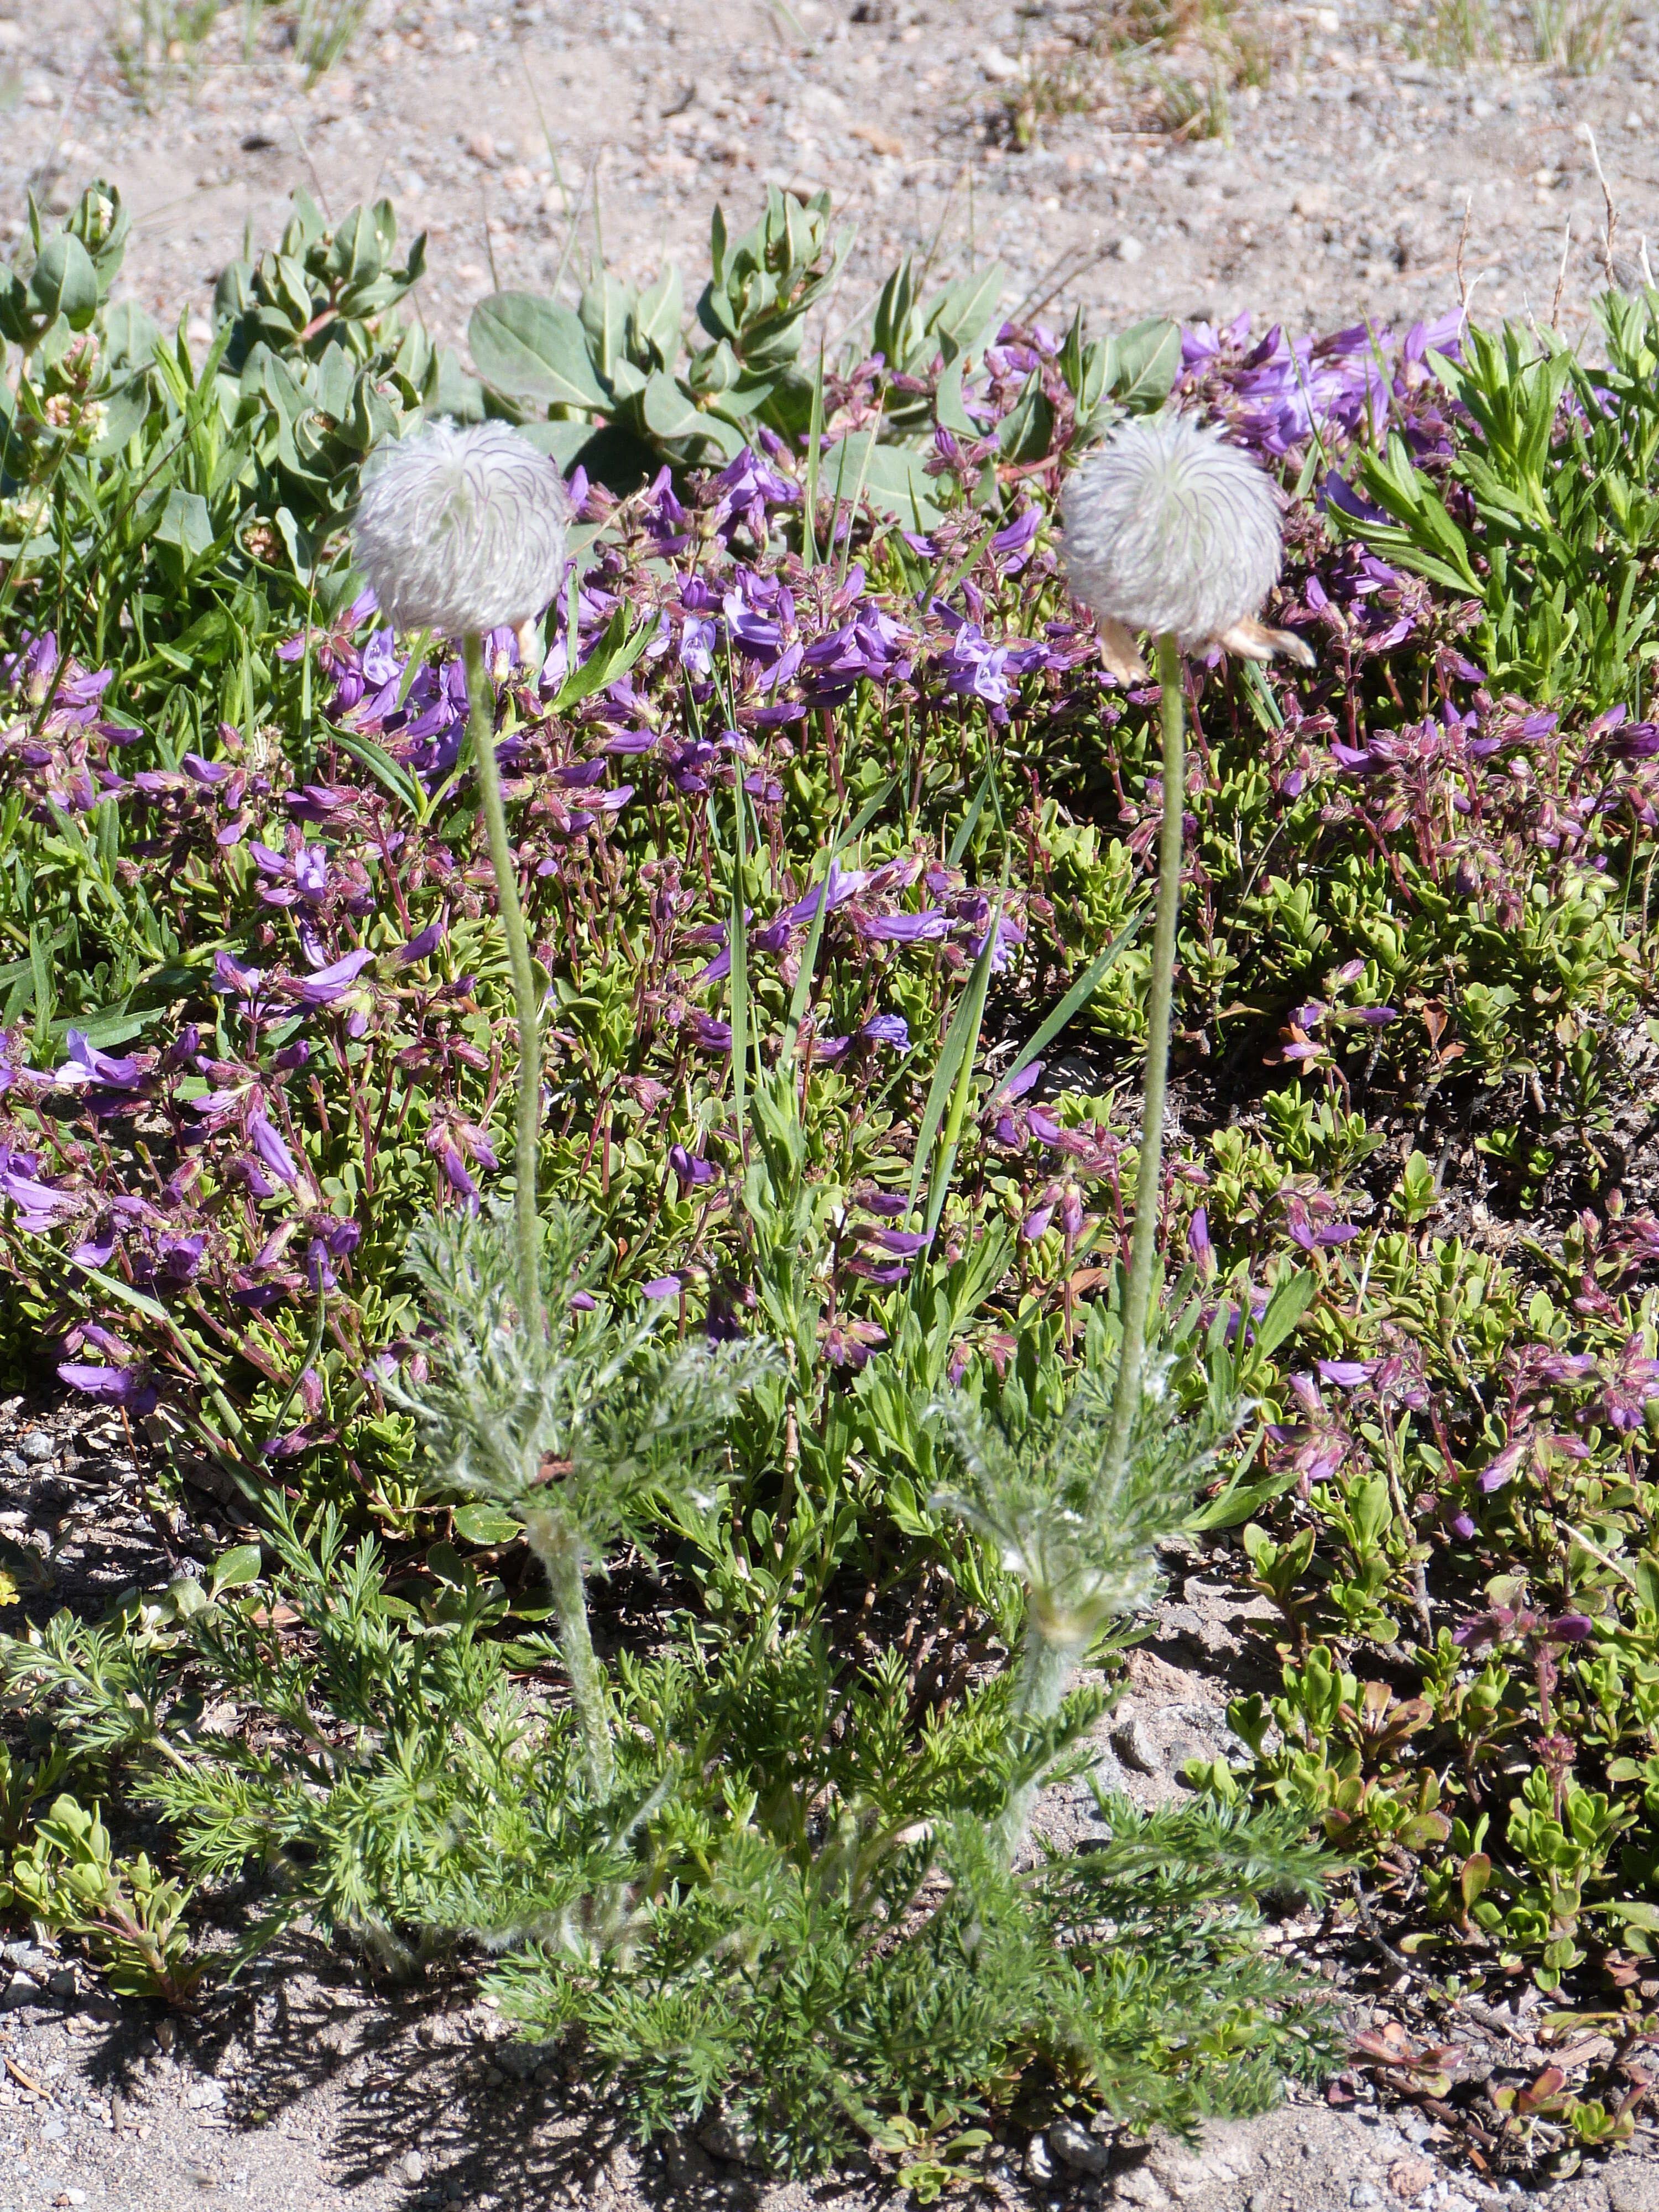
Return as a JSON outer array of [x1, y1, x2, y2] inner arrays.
[[352, 420, 573, 640], [1061, 410, 1285, 650]]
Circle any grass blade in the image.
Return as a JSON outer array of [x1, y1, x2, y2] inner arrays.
[[947, 757, 995, 868], [994, 907, 1148, 1101], [803, 341, 825, 572], [730, 764, 749, 1158], [920, 874, 1006, 1241], [330, 727, 430, 822], [905, 862, 1007, 1229]]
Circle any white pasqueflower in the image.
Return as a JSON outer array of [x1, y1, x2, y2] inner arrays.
[[352, 421, 572, 640], [1061, 410, 1312, 680]]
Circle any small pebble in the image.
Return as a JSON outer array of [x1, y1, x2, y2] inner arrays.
[[401, 2151, 426, 2183], [19, 1433, 55, 1464], [1110, 1717, 1160, 1773]]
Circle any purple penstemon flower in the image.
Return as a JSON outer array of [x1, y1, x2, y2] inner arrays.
[[867, 1227, 931, 1257], [247, 1112, 301, 1188], [860, 1014, 911, 1051], [58, 1360, 159, 1413], [1316, 1359, 1375, 1387], [667, 1144, 719, 1196], [398, 918, 447, 966], [859, 907, 950, 945], [1285, 1197, 1359, 1251], [1188, 1207, 1216, 1280], [49, 1030, 151, 1096], [0, 1146, 80, 1230], [290, 949, 375, 1006]]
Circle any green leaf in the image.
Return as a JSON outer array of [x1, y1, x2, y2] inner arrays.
[[452, 1504, 523, 1547], [927, 262, 1005, 366], [641, 371, 708, 444], [1254, 1270, 1317, 1359], [26, 233, 98, 333], [1105, 317, 1181, 410], [102, 300, 158, 371], [549, 604, 654, 712], [468, 292, 608, 411], [630, 263, 682, 370], [934, 359, 982, 439], [153, 486, 215, 570], [330, 728, 430, 822], [802, 342, 826, 571], [210, 1544, 264, 1597], [579, 270, 633, 383], [996, 371, 1053, 466]]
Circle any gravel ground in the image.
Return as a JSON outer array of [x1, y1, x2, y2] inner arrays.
[[2, 0, 1658, 359], [7, 2, 1659, 2204]]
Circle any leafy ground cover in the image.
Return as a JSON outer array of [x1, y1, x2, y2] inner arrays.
[[3, 174, 1659, 2190]]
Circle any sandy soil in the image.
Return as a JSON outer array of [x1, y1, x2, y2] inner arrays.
[[2, 0, 1658, 363]]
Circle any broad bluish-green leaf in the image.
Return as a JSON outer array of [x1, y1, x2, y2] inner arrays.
[[820, 431, 946, 529], [468, 291, 608, 411]]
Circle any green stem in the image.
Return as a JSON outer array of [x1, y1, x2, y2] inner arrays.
[[996, 1627, 1074, 1861], [1103, 629, 1186, 1485], [462, 631, 543, 1345], [525, 1509, 613, 1797]]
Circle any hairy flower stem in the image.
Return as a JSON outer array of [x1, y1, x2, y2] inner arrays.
[[462, 632, 544, 1345], [997, 1628, 1076, 1860], [1103, 631, 1185, 1485], [524, 1510, 614, 1797]]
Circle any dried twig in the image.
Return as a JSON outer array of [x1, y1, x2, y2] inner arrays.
[[1352, 1878, 1527, 2047], [1551, 218, 1572, 330], [1581, 124, 1619, 288], [1456, 195, 1473, 313]]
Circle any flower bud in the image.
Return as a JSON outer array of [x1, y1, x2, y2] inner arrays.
[[352, 421, 573, 640]]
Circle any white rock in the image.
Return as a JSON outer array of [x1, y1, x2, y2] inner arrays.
[[1023, 2135, 1054, 2184], [981, 48, 1021, 81], [1047, 2119, 1112, 2176], [1117, 236, 1145, 264]]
